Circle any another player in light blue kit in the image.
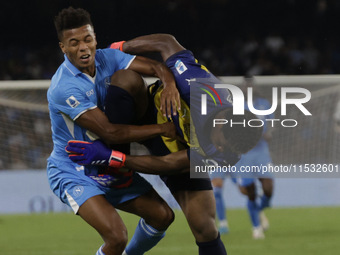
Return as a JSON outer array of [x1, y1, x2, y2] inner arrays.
[[211, 76, 274, 239], [47, 8, 180, 255]]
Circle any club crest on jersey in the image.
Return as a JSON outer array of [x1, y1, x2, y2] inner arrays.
[[66, 95, 80, 108], [175, 60, 187, 75]]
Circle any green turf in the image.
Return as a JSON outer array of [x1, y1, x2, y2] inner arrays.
[[0, 207, 339, 255]]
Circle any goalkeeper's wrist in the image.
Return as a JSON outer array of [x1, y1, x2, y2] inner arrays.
[[108, 150, 126, 168], [109, 41, 126, 51]]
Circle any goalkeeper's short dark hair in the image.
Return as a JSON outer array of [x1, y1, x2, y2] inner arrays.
[[222, 108, 263, 154], [54, 6, 93, 41]]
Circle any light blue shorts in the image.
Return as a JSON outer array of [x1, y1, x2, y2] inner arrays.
[[47, 157, 152, 214], [231, 145, 273, 186], [209, 144, 273, 185]]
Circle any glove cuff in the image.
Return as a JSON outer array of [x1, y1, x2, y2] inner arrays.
[[108, 150, 126, 168], [109, 41, 126, 51]]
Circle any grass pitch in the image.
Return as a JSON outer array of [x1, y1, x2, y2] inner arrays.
[[0, 207, 339, 255]]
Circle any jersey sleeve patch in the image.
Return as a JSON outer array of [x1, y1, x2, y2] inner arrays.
[[66, 95, 81, 108], [175, 60, 188, 75]]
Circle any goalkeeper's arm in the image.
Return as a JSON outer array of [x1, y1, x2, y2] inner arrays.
[[66, 140, 189, 174], [110, 34, 186, 63]]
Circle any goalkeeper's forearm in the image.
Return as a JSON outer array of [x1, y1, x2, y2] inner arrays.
[[125, 150, 189, 175], [121, 34, 185, 62]]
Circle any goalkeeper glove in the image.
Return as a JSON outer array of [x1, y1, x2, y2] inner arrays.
[[65, 140, 126, 168], [109, 41, 125, 51]]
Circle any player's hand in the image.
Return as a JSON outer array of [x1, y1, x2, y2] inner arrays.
[[65, 140, 126, 168], [160, 82, 181, 118]]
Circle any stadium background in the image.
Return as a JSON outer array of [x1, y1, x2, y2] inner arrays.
[[0, 1, 340, 254], [2, 0, 340, 80]]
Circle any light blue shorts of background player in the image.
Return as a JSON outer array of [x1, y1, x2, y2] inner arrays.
[[209, 169, 232, 180], [232, 141, 273, 187], [47, 157, 152, 214]]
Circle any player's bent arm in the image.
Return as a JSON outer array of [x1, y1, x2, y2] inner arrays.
[[122, 34, 185, 62], [75, 107, 176, 144], [125, 150, 190, 175], [128, 55, 174, 82], [128, 55, 180, 115]]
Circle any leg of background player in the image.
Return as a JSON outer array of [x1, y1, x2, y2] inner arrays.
[[174, 190, 227, 255], [258, 178, 273, 210], [211, 178, 229, 234], [258, 178, 274, 231], [239, 182, 264, 239]]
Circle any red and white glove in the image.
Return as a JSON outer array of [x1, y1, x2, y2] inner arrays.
[[109, 41, 125, 51], [65, 140, 126, 168]]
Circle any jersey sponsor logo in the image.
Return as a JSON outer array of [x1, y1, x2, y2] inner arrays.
[[73, 185, 84, 197], [66, 95, 80, 108], [86, 89, 94, 97], [175, 60, 188, 75]]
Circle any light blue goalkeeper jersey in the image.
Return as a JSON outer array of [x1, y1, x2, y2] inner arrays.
[[46, 49, 154, 212], [47, 48, 135, 164]]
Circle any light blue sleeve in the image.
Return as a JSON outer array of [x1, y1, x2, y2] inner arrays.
[[50, 83, 96, 120], [97, 48, 136, 75]]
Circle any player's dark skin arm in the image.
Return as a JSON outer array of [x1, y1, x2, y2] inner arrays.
[[128, 55, 180, 115], [76, 108, 176, 144], [122, 34, 186, 63], [124, 150, 190, 175], [121, 34, 185, 114]]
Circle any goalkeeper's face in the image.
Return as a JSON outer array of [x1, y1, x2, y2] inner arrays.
[[59, 24, 97, 76]]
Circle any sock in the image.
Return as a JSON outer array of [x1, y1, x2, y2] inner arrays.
[[219, 220, 228, 229], [104, 85, 136, 154], [196, 233, 227, 255], [247, 199, 260, 228], [259, 194, 271, 210], [96, 244, 105, 255], [213, 187, 227, 222], [124, 218, 166, 255]]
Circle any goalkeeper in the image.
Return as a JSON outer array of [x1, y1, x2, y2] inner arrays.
[[48, 8, 182, 255], [67, 34, 263, 255]]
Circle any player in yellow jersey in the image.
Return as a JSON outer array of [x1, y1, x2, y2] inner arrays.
[[67, 34, 263, 254]]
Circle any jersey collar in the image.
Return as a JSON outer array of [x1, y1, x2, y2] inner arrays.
[[63, 53, 100, 77]]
